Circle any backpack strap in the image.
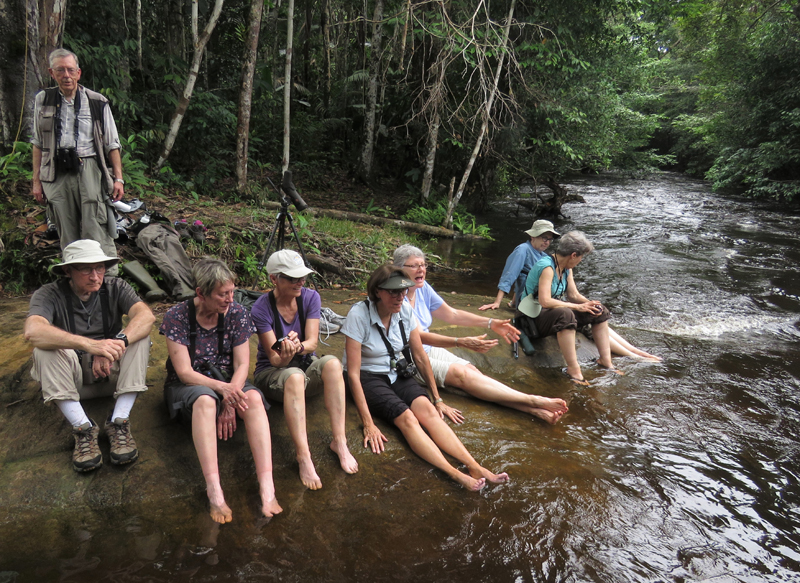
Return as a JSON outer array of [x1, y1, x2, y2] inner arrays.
[[268, 290, 306, 342], [60, 278, 115, 338]]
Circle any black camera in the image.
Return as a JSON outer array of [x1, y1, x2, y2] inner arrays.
[[56, 148, 80, 173], [195, 361, 230, 382], [271, 336, 289, 351], [394, 356, 417, 379]]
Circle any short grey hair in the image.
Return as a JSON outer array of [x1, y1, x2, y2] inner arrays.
[[193, 258, 235, 298], [556, 231, 594, 257], [392, 244, 425, 267], [49, 49, 80, 69]]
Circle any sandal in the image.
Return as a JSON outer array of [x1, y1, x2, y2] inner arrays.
[[561, 367, 589, 386]]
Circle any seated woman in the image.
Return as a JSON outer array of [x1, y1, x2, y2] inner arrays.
[[251, 250, 358, 490], [520, 231, 623, 385], [393, 244, 568, 424], [482, 224, 660, 362], [342, 265, 509, 491], [480, 220, 559, 311], [161, 258, 282, 524]]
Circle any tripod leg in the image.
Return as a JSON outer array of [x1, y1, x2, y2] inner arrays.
[[283, 212, 319, 292], [253, 211, 286, 288]]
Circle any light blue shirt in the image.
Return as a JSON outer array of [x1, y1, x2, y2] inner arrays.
[[341, 299, 418, 384], [406, 281, 443, 354], [498, 241, 547, 302]]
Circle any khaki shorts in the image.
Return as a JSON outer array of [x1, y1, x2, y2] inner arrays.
[[253, 354, 339, 403], [414, 346, 470, 388]]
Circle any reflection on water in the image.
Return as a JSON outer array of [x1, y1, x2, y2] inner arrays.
[[3, 173, 800, 581]]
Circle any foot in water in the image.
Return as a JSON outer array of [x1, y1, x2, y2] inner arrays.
[[562, 367, 589, 386]]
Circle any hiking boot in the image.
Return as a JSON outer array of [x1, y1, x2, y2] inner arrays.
[[105, 417, 139, 465], [72, 420, 102, 472]]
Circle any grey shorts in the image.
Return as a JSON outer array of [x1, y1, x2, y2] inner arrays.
[[253, 354, 338, 403], [163, 380, 267, 426], [414, 346, 470, 388]]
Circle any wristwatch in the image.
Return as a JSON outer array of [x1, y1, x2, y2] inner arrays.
[[115, 178, 125, 184], [115, 332, 129, 347]]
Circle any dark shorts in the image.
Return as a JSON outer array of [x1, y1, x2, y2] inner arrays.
[[359, 372, 428, 422], [163, 380, 268, 426], [534, 304, 611, 337]]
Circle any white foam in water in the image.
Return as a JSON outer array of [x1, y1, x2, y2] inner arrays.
[[640, 311, 794, 339]]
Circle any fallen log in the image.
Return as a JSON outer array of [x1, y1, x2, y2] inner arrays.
[[257, 201, 482, 239]]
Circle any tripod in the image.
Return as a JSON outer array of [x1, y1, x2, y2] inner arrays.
[[252, 172, 317, 290]]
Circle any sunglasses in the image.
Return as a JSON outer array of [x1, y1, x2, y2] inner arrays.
[[279, 274, 306, 284]]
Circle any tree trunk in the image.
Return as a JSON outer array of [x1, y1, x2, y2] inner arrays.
[[421, 55, 446, 201], [136, 0, 143, 71], [0, 0, 66, 149], [235, 0, 265, 192], [321, 0, 331, 110], [155, 0, 225, 170], [356, 0, 384, 183], [444, 0, 515, 229], [281, 0, 295, 174]]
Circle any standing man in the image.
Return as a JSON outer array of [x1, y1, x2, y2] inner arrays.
[[480, 220, 560, 311], [31, 48, 125, 270], [23, 240, 155, 472]]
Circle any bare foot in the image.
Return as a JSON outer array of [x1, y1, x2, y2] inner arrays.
[[261, 496, 283, 518], [330, 439, 359, 474], [531, 407, 566, 424], [209, 502, 233, 524], [469, 465, 510, 484], [452, 472, 486, 491], [298, 457, 322, 490], [207, 483, 233, 524], [630, 351, 662, 362]]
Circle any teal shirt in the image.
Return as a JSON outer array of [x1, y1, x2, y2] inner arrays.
[[523, 255, 569, 302]]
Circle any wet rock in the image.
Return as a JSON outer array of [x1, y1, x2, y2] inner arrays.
[[0, 291, 596, 528]]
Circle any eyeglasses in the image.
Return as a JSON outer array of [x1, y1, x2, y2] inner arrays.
[[384, 288, 408, 298], [279, 274, 306, 284], [403, 263, 426, 270], [540, 236, 554, 242], [73, 265, 106, 276], [53, 67, 79, 75]]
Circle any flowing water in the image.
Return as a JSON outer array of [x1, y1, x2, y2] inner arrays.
[[3, 172, 800, 582]]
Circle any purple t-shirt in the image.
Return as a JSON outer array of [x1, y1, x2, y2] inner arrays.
[[159, 300, 255, 385], [251, 287, 321, 375]]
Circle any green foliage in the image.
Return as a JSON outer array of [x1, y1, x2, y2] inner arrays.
[[0, 142, 33, 184], [403, 200, 492, 238]]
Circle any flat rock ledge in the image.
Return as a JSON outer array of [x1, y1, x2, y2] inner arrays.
[[0, 290, 597, 528]]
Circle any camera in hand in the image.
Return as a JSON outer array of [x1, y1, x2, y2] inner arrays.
[[195, 360, 230, 382], [56, 148, 81, 173], [271, 336, 289, 351], [394, 356, 417, 379]]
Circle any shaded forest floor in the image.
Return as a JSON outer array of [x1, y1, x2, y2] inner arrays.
[[0, 168, 463, 297]]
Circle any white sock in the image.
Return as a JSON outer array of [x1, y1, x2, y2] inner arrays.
[[56, 400, 91, 428], [111, 393, 137, 421]]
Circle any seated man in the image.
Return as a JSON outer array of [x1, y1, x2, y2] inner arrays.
[[251, 250, 358, 490], [23, 239, 155, 472]]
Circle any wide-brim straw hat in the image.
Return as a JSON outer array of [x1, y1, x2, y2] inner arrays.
[[51, 239, 119, 275]]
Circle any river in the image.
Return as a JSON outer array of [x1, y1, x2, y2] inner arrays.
[[3, 172, 800, 582]]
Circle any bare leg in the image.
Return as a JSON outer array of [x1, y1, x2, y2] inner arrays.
[[608, 328, 662, 361], [321, 359, 358, 474], [282, 372, 322, 490], [239, 390, 283, 518], [444, 363, 567, 424], [557, 328, 584, 381], [192, 395, 232, 524], [410, 397, 509, 484], [591, 321, 615, 369], [393, 409, 486, 491]]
